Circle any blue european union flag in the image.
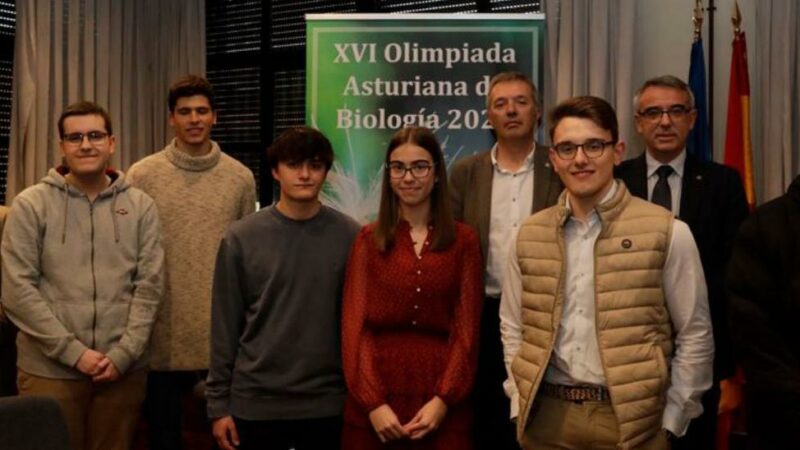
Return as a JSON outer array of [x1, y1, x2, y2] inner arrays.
[[688, 39, 712, 162]]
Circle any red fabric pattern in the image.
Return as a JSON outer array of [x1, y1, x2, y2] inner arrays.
[[341, 221, 483, 449]]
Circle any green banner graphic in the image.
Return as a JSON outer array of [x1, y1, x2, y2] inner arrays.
[[307, 14, 545, 223]]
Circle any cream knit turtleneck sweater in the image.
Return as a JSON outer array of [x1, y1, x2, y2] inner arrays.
[[127, 139, 256, 370]]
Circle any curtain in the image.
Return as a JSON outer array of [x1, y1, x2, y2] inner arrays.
[[753, 1, 800, 202], [541, 0, 637, 146], [6, 0, 205, 202]]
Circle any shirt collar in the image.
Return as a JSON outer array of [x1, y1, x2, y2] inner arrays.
[[645, 148, 686, 179], [490, 142, 536, 174], [565, 180, 619, 226]]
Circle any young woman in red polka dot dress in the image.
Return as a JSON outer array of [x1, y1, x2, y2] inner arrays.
[[341, 127, 483, 449]]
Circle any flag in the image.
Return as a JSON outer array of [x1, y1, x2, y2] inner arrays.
[[687, 38, 712, 162], [724, 31, 756, 209]]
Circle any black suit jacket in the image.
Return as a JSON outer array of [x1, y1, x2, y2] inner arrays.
[[616, 152, 749, 379]]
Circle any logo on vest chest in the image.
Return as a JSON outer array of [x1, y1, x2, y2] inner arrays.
[[621, 238, 632, 249]]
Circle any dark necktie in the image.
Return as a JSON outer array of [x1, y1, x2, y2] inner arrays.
[[651, 165, 674, 212]]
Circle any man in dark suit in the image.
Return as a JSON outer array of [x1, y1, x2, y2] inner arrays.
[[450, 71, 562, 450], [727, 175, 800, 450], [616, 75, 749, 450]]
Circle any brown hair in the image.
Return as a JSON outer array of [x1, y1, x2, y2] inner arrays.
[[548, 96, 619, 143], [57, 101, 113, 138], [168, 75, 216, 112], [373, 127, 455, 253], [486, 71, 540, 109], [266, 126, 334, 171]]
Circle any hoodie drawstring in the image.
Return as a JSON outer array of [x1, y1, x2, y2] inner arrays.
[[61, 186, 69, 244], [110, 185, 120, 243]]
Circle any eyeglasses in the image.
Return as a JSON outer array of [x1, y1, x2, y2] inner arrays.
[[62, 131, 109, 146], [552, 139, 614, 160], [386, 161, 434, 179], [636, 105, 693, 123]]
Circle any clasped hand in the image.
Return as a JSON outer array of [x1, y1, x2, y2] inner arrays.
[[369, 396, 448, 443], [75, 349, 120, 382]]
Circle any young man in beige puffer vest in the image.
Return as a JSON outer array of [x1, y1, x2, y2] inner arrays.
[[500, 96, 713, 450]]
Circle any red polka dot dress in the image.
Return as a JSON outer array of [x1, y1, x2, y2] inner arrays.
[[341, 221, 483, 449]]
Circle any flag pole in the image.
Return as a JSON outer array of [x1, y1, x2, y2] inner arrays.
[[732, 0, 742, 35], [708, 0, 715, 154], [689, 1, 711, 161], [693, 1, 703, 41]]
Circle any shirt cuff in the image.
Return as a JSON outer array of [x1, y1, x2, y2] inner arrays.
[[662, 401, 692, 436], [509, 391, 519, 419]]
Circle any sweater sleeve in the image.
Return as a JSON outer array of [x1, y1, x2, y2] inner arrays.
[[341, 227, 387, 412], [1, 197, 88, 368], [105, 199, 165, 374], [206, 231, 247, 418], [434, 226, 483, 405]]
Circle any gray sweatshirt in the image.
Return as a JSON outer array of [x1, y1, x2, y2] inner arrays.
[[1, 168, 165, 379], [206, 205, 360, 421]]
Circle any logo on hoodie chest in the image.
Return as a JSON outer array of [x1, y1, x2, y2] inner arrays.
[[115, 208, 129, 216]]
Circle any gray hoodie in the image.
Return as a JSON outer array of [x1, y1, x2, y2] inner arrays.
[[1, 167, 164, 379]]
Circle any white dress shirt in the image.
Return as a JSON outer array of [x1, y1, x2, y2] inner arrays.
[[645, 149, 686, 216], [500, 181, 713, 436], [485, 144, 535, 297]]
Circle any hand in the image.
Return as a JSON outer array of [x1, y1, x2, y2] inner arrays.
[[404, 396, 448, 440], [92, 357, 120, 383], [212, 416, 240, 450], [368, 404, 409, 443], [719, 377, 744, 415], [75, 349, 106, 376]]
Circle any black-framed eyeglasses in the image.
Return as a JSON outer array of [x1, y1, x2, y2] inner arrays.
[[552, 139, 614, 160], [62, 131, 109, 146], [386, 161, 435, 179], [636, 105, 693, 123]]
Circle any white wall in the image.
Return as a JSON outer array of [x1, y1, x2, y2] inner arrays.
[[633, 0, 756, 162]]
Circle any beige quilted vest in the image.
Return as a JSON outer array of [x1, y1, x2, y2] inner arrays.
[[512, 182, 674, 449]]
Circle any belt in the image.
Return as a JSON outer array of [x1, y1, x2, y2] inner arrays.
[[540, 381, 610, 403]]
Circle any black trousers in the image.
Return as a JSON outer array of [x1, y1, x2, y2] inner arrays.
[[233, 415, 342, 450], [472, 296, 520, 450], [145, 370, 207, 450]]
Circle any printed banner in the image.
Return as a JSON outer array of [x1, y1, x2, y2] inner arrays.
[[306, 14, 545, 222]]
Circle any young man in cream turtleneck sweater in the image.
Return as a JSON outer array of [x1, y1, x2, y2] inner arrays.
[[127, 75, 256, 450]]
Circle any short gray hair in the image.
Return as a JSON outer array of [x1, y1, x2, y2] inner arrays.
[[633, 75, 695, 111]]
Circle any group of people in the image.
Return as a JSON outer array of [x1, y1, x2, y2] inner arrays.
[[0, 70, 797, 450]]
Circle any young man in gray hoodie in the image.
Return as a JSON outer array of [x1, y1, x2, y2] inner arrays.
[[1, 101, 164, 450]]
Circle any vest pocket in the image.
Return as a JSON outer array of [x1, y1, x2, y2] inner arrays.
[[653, 342, 669, 391]]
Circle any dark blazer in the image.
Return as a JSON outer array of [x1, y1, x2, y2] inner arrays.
[[727, 175, 800, 449], [449, 144, 563, 260], [616, 152, 749, 379]]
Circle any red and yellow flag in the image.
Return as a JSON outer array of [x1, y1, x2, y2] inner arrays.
[[723, 30, 756, 210]]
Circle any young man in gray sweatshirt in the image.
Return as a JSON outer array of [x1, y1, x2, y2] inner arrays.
[[207, 126, 360, 450], [1, 101, 164, 450]]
